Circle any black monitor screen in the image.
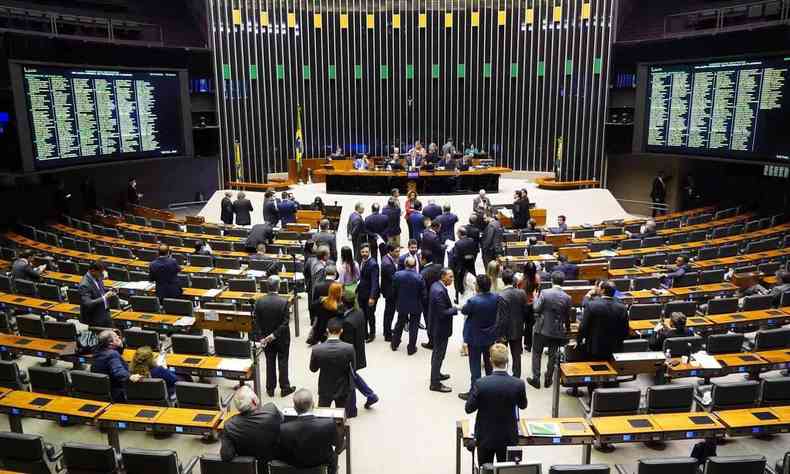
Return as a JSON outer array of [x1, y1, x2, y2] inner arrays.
[[13, 62, 191, 170], [643, 56, 790, 164]]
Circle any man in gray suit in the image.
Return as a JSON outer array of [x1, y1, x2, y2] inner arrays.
[[313, 219, 338, 262], [528, 271, 573, 389], [309, 319, 356, 414], [472, 189, 492, 216], [495, 269, 529, 378], [79, 261, 117, 328]]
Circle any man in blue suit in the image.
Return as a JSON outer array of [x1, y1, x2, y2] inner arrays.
[[363, 203, 389, 261], [429, 268, 458, 393], [407, 201, 426, 244], [435, 204, 458, 242], [278, 192, 298, 225], [398, 239, 421, 272], [390, 256, 426, 355], [262, 191, 280, 226], [380, 244, 400, 342], [422, 200, 442, 221], [420, 220, 444, 265], [92, 329, 142, 401], [464, 343, 528, 465], [356, 244, 380, 342], [459, 274, 499, 400], [148, 244, 183, 302]]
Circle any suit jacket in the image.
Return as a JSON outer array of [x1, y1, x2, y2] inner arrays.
[[11, 258, 41, 281], [78, 273, 113, 327], [496, 287, 529, 341], [481, 220, 503, 255], [364, 212, 389, 239], [127, 185, 140, 206], [407, 211, 426, 242], [533, 286, 573, 339], [422, 203, 442, 221], [331, 308, 367, 369], [420, 229, 444, 262], [464, 224, 481, 246], [220, 197, 234, 225], [472, 196, 491, 214], [278, 199, 298, 225], [309, 339, 356, 400], [310, 260, 331, 301], [380, 254, 397, 300], [436, 212, 459, 242], [397, 252, 421, 272], [428, 281, 458, 341], [462, 292, 499, 347], [254, 293, 291, 342], [651, 177, 667, 201], [578, 296, 629, 359], [382, 205, 401, 238], [220, 403, 283, 469], [769, 283, 790, 307], [91, 348, 130, 402], [148, 256, 183, 301], [262, 199, 280, 226], [512, 198, 531, 228], [313, 231, 338, 262], [357, 257, 380, 300], [392, 269, 426, 314], [233, 199, 253, 226], [278, 414, 340, 470], [555, 262, 579, 281], [464, 371, 528, 450], [245, 223, 274, 251], [347, 212, 365, 241], [451, 237, 478, 268]]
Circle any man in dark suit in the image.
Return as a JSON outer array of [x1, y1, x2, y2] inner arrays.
[[220, 385, 283, 473], [578, 280, 629, 360], [459, 275, 499, 400], [422, 200, 442, 221], [398, 239, 421, 272], [420, 220, 444, 265], [363, 203, 389, 261], [278, 389, 344, 474], [419, 255, 444, 349], [626, 219, 657, 240], [254, 275, 295, 397], [429, 268, 458, 392], [148, 245, 182, 302], [512, 190, 531, 229], [220, 191, 234, 225], [380, 244, 400, 342], [313, 219, 338, 262], [346, 203, 366, 262], [245, 223, 275, 252], [331, 294, 378, 414], [529, 271, 573, 389], [79, 261, 116, 328], [769, 270, 790, 307], [464, 343, 528, 465], [11, 250, 44, 281], [233, 192, 253, 226], [480, 215, 503, 267], [278, 192, 298, 225], [651, 171, 669, 217], [91, 329, 142, 401], [356, 244, 380, 342], [126, 178, 142, 207], [407, 201, 426, 243], [382, 197, 402, 248], [391, 256, 426, 355], [495, 269, 529, 378], [262, 191, 280, 226], [554, 255, 579, 281], [661, 255, 691, 288], [450, 227, 479, 299], [435, 205, 459, 243], [310, 319, 356, 412]]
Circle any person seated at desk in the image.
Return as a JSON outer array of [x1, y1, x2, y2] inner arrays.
[[648, 312, 693, 351], [91, 329, 142, 402], [457, 154, 472, 171], [438, 152, 456, 170], [353, 154, 370, 170], [12, 249, 45, 281], [441, 138, 457, 156], [330, 146, 344, 160], [735, 276, 768, 305], [312, 196, 326, 214], [548, 215, 569, 234], [525, 219, 539, 233], [249, 243, 269, 261], [194, 240, 212, 256], [425, 143, 440, 165], [626, 219, 657, 239], [660, 256, 691, 288], [406, 141, 426, 169], [554, 255, 578, 281], [278, 388, 344, 474], [129, 345, 180, 399], [220, 385, 283, 473], [464, 143, 480, 155], [769, 270, 790, 307]]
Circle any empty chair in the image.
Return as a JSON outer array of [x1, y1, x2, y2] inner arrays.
[[36, 283, 62, 301], [70, 370, 112, 401], [136, 248, 158, 262], [113, 247, 135, 259], [15, 278, 37, 296], [760, 377, 790, 406], [663, 335, 704, 357], [0, 246, 17, 260], [529, 244, 554, 256], [58, 260, 79, 274], [588, 242, 613, 252], [603, 227, 623, 236], [705, 380, 760, 411], [149, 219, 165, 229], [632, 276, 660, 291], [704, 456, 766, 474], [162, 298, 193, 316], [706, 333, 745, 354], [609, 256, 636, 270], [228, 278, 257, 292], [642, 253, 668, 266], [123, 329, 160, 351], [758, 262, 781, 275], [122, 448, 194, 474], [574, 229, 596, 239], [745, 220, 762, 233], [590, 388, 641, 417], [28, 366, 70, 395], [742, 294, 773, 311], [620, 239, 641, 250], [550, 465, 609, 474], [75, 240, 92, 253], [214, 336, 252, 358], [667, 233, 689, 245], [171, 334, 210, 355], [66, 288, 81, 305], [17, 314, 45, 338], [0, 432, 60, 474], [505, 246, 524, 257], [200, 454, 257, 474], [189, 254, 213, 268], [44, 321, 77, 342], [94, 244, 113, 257], [247, 259, 274, 272], [700, 269, 726, 285], [0, 274, 13, 292], [664, 301, 697, 317], [707, 297, 739, 315], [753, 327, 790, 351], [77, 262, 91, 275], [172, 253, 187, 266], [175, 381, 221, 410], [140, 234, 158, 244], [132, 216, 147, 226], [61, 442, 120, 474], [645, 384, 694, 413], [125, 378, 170, 407], [124, 230, 141, 241], [214, 256, 242, 270], [621, 339, 649, 352], [60, 235, 76, 250], [130, 295, 161, 313], [637, 458, 697, 474], [711, 227, 729, 239], [697, 247, 719, 261], [611, 279, 631, 292], [210, 241, 232, 252], [0, 360, 26, 389], [733, 265, 758, 274], [663, 219, 681, 229], [191, 275, 220, 290], [564, 280, 589, 287], [629, 304, 662, 321], [164, 222, 181, 232], [107, 266, 130, 282], [186, 224, 204, 234], [687, 230, 708, 242], [688, 214, 712, 225], [642, 236, 666, 248], [718, 244, 738, 258], [673, 271, 699, 288]]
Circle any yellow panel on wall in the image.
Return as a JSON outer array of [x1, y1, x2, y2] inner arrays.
[[418, 13, 427, 28], [340, 13, 349, 29], [260, 11, 269, 26], [367, 13, 375, 29], [471, 11, 480, 27], [581, 3, 591, 19], [497, 10, 506, 26], [232, 9, 241, 25], [445, 12, 453, 28], [525, 8, 534, 25], [553, 6, 562, 22], [287, 12, 296, 27], [314, 13, 322, 28], [392, 13, 401, 28]]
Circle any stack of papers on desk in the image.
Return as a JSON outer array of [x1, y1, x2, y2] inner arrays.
[[203, 288, 223, 298], [199, 267, 214, 273], [597, 250, 618, 257], [246, 270, 266, 278], [692, 351, 722, 369], [174, 317, 196, 327], [527, 421, 561, 437], [120, 281, 154, 291], [613, 351, 665, 362]]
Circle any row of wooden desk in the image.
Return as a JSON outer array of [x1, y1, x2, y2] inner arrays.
[[456, 407, 790, 473]]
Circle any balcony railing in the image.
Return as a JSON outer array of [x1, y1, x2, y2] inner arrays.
[[663, 0, 789, 38]]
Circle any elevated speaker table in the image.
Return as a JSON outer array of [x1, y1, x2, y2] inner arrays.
[[314, 167, 511, 194]]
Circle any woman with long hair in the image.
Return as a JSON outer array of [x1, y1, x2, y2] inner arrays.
[[404, 190, 418, 219], [129, 346, 179, 398], [486, 260, 505, 293], [309, 282, 344, 344], [518, 261, 541, 352], [338, 246, 361, 309]]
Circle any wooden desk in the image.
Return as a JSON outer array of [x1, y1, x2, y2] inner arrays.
[[706, 309, 790, 332], [98, 403, 167, 451], [536, 177, 600, 190], [590, 415, 663, 443], [564, 286, 596, 306], [608, 266, 661, 278], [0, 293, 63, 312], [668, 283, 737, 299], [668, 352, 770, 379], [154, 407, 222, 435], [121, 350, 252, 380], [194, 308, 253, 333], [0, 387, 10, 399], [114, 311, 194, 332], [316, 167, 511, 194], [714, 407, 790, 436], [755, 349, 790, 370], [5, 233, 148, 269], [0, 333, 76, 360], [560, 361, 618, 385], [619, 289, 675, 305], [0, 391, 60, 432], [650, 412, 726, 440], [629, 316, 714, 335]]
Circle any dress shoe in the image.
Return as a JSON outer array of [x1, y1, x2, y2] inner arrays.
[[421, 342, 433, 350], [440, 373, 451, 381], [365, 336, 375, 343], [544, 375, 553, 388], [458, 392, 470, 400], [384, 336, 391, 342], [430, 384, 452, 393], [390, 342, 398, 351], [266, 389, 275, 397], [364, 394, 379, 409], [407, 347, 417, 355], [280, 386, 296, 397], [526, 377, 541, 389], [418, 322, 426, 330]]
